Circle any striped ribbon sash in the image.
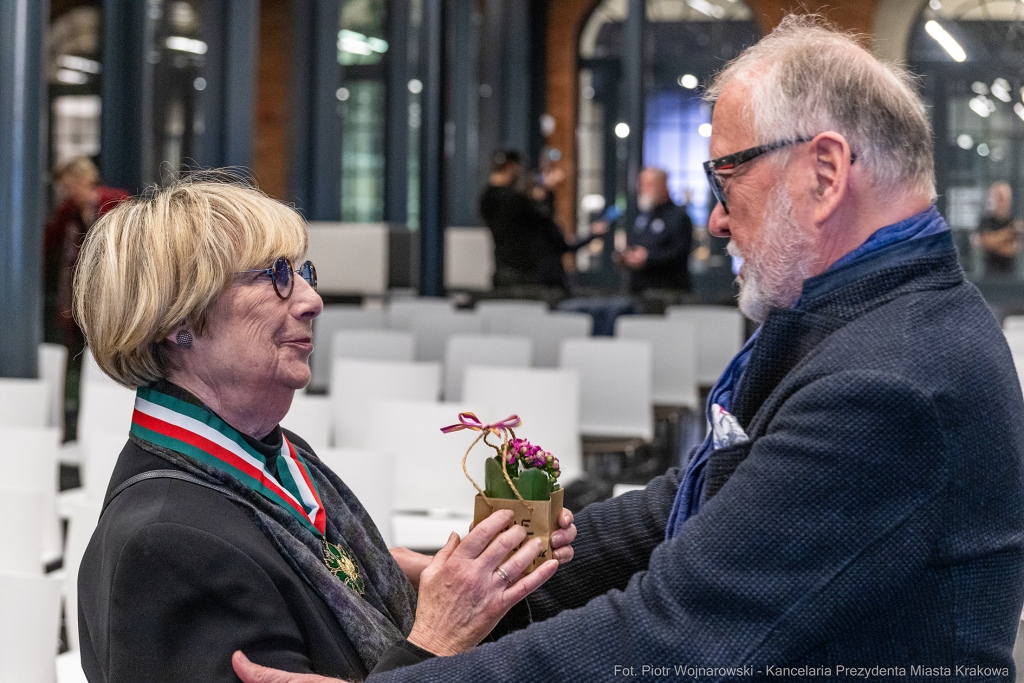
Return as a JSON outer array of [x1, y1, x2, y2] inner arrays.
[[130, 386, 327, 537]]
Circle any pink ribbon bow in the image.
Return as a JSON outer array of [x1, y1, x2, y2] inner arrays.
[[440, 411, 521, 436]]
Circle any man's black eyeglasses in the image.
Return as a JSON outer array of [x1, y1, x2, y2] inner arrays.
[[703, 136, 856, 215], [238, 256, 317, 300]]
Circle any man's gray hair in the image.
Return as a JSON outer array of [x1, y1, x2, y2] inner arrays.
[[705, 15, 936, 203]]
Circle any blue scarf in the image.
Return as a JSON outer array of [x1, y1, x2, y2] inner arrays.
[[665, 206, 949, 538]]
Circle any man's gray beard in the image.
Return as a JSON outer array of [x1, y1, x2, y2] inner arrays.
[[727, 186, 817, 323]]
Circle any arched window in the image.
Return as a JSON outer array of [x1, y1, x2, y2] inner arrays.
[[908, 0, 1024, 280], [576, 0, 758, 284]]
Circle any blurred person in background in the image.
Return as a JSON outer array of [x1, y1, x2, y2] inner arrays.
[[74, 177, 575, 682], [480, 149, 606, 290], [977, 181, 1021, 278], [615, 167, 693, 293], [43, 157, 128, 353]]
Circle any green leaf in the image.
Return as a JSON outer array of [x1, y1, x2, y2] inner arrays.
[[514, 467, 551, 501], [485, 456, 516, 499]]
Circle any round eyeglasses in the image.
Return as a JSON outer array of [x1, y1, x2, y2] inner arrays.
[[238, 257, 317, 299]]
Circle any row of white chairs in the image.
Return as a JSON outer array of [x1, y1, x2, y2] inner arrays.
[[310, 299, 745, 393]]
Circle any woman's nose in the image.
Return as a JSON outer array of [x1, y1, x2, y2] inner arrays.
[[708, 202, 730, 238], [291, 276, 323, 319]]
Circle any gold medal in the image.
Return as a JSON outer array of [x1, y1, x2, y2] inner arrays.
[[323, 540, 365, 594]]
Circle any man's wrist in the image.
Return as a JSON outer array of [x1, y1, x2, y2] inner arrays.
[[407, 624, 462, 657]]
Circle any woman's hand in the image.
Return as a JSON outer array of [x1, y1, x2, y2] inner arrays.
[[232, 651, 345, 683], [407, 509, 557, 656], [389, 547, 432, 590], [551, 508, 577, 564]]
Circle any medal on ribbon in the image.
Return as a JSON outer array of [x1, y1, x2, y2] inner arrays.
[[130, 386, 364, 593]]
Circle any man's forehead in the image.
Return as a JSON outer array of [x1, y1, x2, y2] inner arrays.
[[709, 78, 756, 158]]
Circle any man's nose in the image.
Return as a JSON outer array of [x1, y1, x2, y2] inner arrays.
[[708, 202, 730, 238]]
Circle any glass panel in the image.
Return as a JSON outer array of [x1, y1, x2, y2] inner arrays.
[[149, 0, 205, 184], [339, 0, 388, 66], [341, 80, 386, 221]]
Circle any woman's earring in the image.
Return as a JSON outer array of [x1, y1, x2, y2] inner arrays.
[[175, 331, 193, 348]]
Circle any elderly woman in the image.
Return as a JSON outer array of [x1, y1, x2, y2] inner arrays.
[[74, 179, 575, 682]]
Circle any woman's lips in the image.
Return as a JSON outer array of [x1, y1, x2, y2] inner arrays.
[[281, 338, 313, 352]]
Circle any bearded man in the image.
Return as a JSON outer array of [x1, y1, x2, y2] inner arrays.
[[231, 16, 1024, 683]]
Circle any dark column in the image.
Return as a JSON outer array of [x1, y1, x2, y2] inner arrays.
[[0, 0, 47, 377], [223, 0, 259, 168], [384, 0, 410, 225], [501, 0, 531, 155], [101, 0, 148, 192], [418, 0, 446, 295], [446, 0, 478, 227], [289, 0, 341, 220], [477, 0, 505, 184], [197, 0, 259, 171], [622, 0, 645, 229]]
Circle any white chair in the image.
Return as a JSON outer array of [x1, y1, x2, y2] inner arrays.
[[367, 400, 479, 550], [77, 382, 136, 450], [0, 427, 62, 563], [62, 499, 101, 653], [38, 343, 67, 432], [305, 222, 389, 295], [332, 329, 416, 363], [80, 430, 128, 500], [0, 378, 50, 429], [309, 306, 387, 392], [492, 311, 593, 367], [330, 359, 442, 448], [475, 300, 548, 332], [0, 572, 62, 683], [1005, 315, 1024, 333], [665, 305, 745, 386], [1006, 331, 1024, 357], [81, 347, 118, 387], [56, 650, 88, 683], [408, 310, 484, 362], [462, 366, 583, 481], [615, 315, 699, 408], [385, 297, 456, 330], [443, 334, 532, 401], [316, 448, 394, 546], [445, 227, 494, 291], [281, 393, 332, 453], [0, 488, 47, 574], [559, 338, 653, 441]]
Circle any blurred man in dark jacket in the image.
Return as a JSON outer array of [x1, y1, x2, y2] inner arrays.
[[479, 150, 604, 289], [619, 167, 693, 292]]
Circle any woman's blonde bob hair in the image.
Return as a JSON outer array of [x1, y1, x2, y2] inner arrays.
[[73, 176, 308, 388]]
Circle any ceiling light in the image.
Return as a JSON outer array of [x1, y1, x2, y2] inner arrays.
[[971, 81, 989, 95], [992, 78, 1011, 102], [165, 36, 208, 54], [678, 74, 699, 89], [698, 123, 712, 137], [614, 122, 630, 139], [957, 134, 973, 149], [54, 69, 88, 85], [969, 96, 991, 117], [1014, 103, 1024, 121], [687, 0, 725, 19], [977, 143, 990, 157], [56, 54, 101, 74], [925, 20, 966, 62]]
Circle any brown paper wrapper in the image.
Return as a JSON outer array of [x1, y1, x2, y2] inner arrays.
[[473, 487, 564, 574]]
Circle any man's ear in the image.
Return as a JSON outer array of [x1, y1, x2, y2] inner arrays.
[[810, 131, 852, 225]]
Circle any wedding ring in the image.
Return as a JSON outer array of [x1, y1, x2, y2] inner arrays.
[[494, 566, 512, 586]]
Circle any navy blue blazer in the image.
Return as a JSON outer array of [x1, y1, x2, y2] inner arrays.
[[372, 231, 1024, 681]]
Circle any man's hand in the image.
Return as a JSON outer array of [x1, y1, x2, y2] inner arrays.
[[390, 547, 432, 590], [622, 246, 648, 269], [551, 508, 576, 564], [232, 651, 346, 683], [589, 220, 610, 236]]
